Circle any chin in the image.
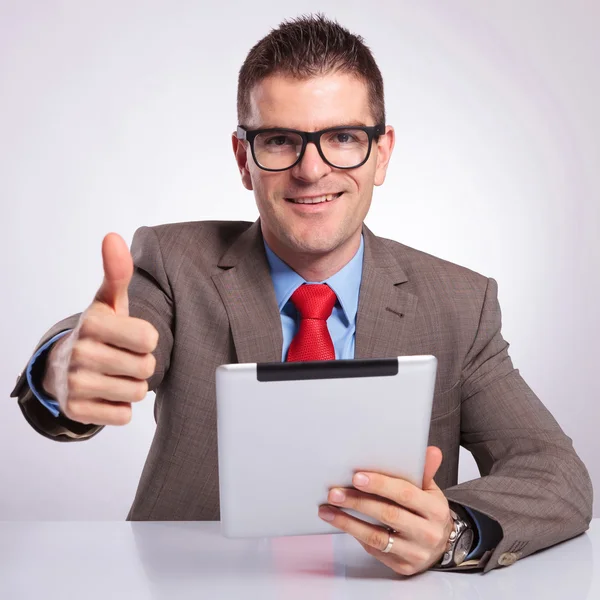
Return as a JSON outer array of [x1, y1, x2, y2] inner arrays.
[[284, 227, 346, 256]]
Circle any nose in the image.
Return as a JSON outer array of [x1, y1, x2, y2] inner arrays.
[[290, 142, 332, 182]]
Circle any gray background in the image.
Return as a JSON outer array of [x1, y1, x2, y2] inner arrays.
[[1, 0, 598, 519]]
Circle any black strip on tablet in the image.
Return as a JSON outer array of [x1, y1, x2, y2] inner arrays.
[[256, 358, 398, 382]]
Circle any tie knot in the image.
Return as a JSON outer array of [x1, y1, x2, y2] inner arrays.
[[290, 284, 337, 321]]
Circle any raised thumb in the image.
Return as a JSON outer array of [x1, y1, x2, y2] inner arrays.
[[94, 233, 133, 316]]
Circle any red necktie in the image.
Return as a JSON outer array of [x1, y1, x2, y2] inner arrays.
[[286, 284, 337, 362]]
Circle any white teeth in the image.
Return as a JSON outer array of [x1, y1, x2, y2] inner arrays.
[[290, 194, 338, 204]]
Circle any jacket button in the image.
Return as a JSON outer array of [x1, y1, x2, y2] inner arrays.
[[498, 552, 518, 567]]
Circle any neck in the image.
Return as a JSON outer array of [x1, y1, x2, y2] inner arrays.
[[263, 228, 362, 282]]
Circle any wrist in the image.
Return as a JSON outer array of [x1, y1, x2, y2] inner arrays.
[[436, 505, 476, 568], [41, 333, 71, 399], [449, 502, 479, 549]]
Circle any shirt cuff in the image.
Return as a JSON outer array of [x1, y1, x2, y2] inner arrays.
[[462, 505, 503, 560], [26, 330, 72, 417]]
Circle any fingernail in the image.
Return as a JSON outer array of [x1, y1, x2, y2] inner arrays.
[[319, 506, 335, 522], [329, 488, 345, 503], [354, 473, 369, 487]]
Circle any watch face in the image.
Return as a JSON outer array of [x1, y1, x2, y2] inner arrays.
[[454, 529, 475, 565]]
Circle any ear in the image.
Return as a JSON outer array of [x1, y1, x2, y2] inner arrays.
[[231, 132, 254, 191], [373, 125, 395, 187]]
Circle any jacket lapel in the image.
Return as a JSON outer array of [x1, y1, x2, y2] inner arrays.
[[212, 220, 283, 364], [354, 226, 419, 359]]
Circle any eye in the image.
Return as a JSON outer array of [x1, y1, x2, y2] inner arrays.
[[336, 133, 354, 143], [264, 135, 295, 146], [327, 131, 359, 144]]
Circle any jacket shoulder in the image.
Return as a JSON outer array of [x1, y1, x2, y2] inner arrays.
[[130, 220, 255, 284], [151, 220, 252, 248], [135, 220, 253, 259], [377, 235, 490, 290]]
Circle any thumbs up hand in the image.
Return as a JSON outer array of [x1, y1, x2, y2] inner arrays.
[[42, 234, 159, 426]]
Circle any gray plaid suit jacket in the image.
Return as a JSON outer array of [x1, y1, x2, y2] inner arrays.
[[11, 219, 592, 572]]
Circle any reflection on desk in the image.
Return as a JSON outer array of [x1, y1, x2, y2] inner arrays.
[[0, 520, 597, 600]]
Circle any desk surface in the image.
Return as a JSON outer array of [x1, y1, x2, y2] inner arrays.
[[1, 520, 598, 599]]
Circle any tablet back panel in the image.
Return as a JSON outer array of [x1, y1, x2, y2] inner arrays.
[[216, 355, 437, 538]]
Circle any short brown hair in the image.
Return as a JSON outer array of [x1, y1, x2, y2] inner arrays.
[[237, 14, 385, 126]]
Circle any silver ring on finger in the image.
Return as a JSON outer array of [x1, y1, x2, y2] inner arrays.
[[382, 529, 396, 553]]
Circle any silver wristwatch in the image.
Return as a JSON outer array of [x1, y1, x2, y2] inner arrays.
[[438, 508, 475, 568]]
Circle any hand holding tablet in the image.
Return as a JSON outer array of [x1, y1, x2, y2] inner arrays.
[[318, 445, 456, 575]]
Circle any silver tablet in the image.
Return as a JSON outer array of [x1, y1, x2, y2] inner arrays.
[[216, 355, 437, 538]]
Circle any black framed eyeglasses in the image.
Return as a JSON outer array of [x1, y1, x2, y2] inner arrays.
[[236, 124, 386, 172]]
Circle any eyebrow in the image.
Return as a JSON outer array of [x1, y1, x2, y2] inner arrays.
[[253, 120, 372, 130]]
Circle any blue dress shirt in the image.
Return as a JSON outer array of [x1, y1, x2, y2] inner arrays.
[[27, 331, 70, 417], [27, 234, 499, 561]]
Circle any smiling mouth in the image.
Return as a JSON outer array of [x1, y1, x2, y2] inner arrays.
[[285, 192, 343, 204]]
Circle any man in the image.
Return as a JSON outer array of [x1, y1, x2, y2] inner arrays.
[[11, 15, 592, 576]]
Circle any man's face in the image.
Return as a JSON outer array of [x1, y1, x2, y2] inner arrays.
[[233, 72, 394, 258]]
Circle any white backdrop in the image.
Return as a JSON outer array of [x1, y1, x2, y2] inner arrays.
[[1, 0, 598, 520]]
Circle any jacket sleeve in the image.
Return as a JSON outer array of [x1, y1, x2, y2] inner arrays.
[[444, 277, 593, 573], [10, 226, 174, 442]]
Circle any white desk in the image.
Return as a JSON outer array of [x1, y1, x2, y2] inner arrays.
[[1, 520, 598, 599]]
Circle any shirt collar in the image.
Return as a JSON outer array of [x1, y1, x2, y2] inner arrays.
[[263, 236, 364, 324]]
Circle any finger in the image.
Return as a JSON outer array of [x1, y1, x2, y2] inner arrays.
[[70, 338, 156, 380], [64, 398, 133, 426], [357, 541, 427, 577], [318, 505, 429, 566], [319, 505, 391, 551], [94, 233, 133, 316], [327, 487, 426, 543], [67, 370, 148, 403], [422, 446, 443, 491], [352, 472, 439, 519], [78, 313, 158, 354]]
